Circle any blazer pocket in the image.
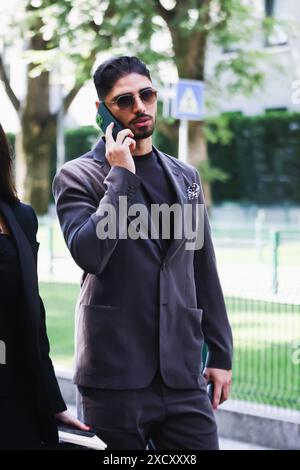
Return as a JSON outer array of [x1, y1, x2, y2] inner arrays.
[[77, 304, 126, 376], [183, 307, 204, 374]]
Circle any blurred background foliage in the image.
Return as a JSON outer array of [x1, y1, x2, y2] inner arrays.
[[7, 110, 300, 205], [0, 0, 279, 213]]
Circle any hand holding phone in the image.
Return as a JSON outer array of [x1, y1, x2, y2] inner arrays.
[[96, 102, 136, 173], [105, 123, 136, 174], [207, 382, 214, 404]]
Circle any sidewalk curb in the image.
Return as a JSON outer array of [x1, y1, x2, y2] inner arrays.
[[216, 400, 300, 450]]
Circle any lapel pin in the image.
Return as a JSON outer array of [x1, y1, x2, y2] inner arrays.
[[186, 182, 200, 200]]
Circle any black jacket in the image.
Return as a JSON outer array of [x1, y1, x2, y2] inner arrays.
[[0, 200, 66, 444]]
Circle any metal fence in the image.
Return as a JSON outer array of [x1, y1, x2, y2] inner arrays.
[[41, 282, 300, 411], [227, 296, 300, 410], [37, 209, 300, 411]]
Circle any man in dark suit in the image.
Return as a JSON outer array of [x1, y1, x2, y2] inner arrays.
[[53, 56, 233, 450]]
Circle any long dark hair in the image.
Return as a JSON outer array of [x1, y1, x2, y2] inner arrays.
[[0, 123, 19, 204]]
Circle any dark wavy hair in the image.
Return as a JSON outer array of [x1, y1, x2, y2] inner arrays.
[[0, 123, 19, 205], [93, 56, 151, 100]]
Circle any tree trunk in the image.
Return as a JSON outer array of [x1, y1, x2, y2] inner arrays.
[[21, 111, 56, 214], [19, 31, 56, 214], [164, 1, 212, 206]]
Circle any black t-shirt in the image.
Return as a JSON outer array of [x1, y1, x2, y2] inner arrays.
[[133, 149, 177, 255]]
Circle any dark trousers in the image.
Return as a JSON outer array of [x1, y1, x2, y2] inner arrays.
[[77, 369, 219, 450]]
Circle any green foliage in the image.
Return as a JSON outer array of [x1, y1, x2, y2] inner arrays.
[[153, 126, 178, 158], [64, 126, 99, 161], [198, 159, 229, 184], [8, 109, 300, 206], [208, 111, 300, 204], [214, 50, 266, 96], [1, 0, 293, 211], [211, 0, 256, 48], [6, 132, 15, 148], [204, 114, 233, 145], [5, 0, 279, 100], [49, 126, 99, 202]]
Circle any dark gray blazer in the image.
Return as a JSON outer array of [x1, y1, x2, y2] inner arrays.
[[53, 138, 233, 390]]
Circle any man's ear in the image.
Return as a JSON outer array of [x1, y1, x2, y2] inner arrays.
[[95, 100, 100, 110]]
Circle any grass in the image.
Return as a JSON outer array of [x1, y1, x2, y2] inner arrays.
[[37, 221, 300, 266], [215, 243, 300, 267], [41, 282, 300, 410], [227, 297, 300, 409], [37, 223, 70, 256], [40, 282, 79, 367]]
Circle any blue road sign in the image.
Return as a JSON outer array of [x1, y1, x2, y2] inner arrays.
[[171, 79, 204, 121]]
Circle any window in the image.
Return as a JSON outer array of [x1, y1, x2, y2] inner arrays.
[[265, 0, 275, 18], [264, 0, 288, 47]]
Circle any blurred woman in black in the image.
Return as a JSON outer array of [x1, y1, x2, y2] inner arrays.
[[0, 123, 89, 449]]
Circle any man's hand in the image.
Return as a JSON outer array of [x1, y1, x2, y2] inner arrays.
[[203, 368, 232, 410], [55, 409, 91, 431], [105, 122, 136, 174]]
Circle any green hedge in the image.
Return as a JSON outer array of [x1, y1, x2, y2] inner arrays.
[[208, 112, 300, 205], [7, 111, 300, 205], [62, 125, 175, 162], [64, 126, 99, 161], [60, 113, 300, 205]]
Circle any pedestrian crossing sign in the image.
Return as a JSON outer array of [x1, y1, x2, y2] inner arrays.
[[171, 79, 204, 120]]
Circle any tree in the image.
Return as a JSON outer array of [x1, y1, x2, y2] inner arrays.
[[1, 0, 114, 213], [1, 0, 276, 211], [103, 0, 270, 205]]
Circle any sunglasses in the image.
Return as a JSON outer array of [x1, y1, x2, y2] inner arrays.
[[106, 87, 158, 110]]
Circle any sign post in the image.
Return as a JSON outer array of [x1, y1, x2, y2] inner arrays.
[[178, 119, 188, 163], [171, 79, 204, 162]]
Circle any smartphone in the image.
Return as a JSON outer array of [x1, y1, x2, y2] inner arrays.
[[58, 424, 96, 438], [207, 382, 214, 404], [96, 102, 125, 140]]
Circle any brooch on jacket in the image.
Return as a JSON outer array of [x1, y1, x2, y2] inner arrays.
[[186, 182, 200, 200]]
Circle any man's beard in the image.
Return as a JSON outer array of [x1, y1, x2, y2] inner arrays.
[[129, 114, 156, 140], [134, 123, 155, 140]]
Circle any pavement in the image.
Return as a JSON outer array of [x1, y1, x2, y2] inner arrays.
[[219, 437, 272, 450]]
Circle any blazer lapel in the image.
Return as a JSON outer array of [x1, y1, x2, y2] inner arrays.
[[154, 147, 188, 264], [92, 138, 192, 259], [93, 137, 162, 250], [92, 137, 111, 177], [0, 201, 40, 329]]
